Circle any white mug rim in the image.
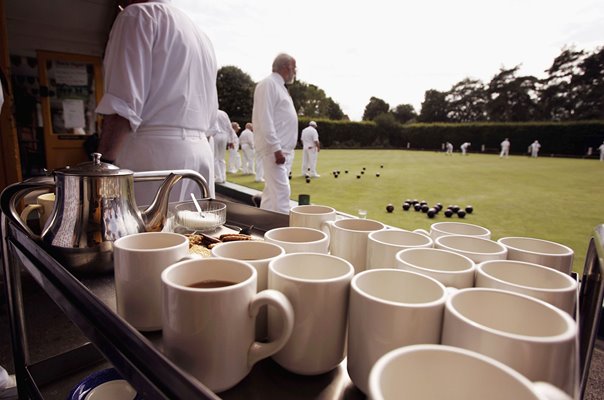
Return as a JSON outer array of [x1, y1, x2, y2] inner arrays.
[[290, 204, 336, 215], [211, 240, 285, 262], [395, 247, 475, 274], [446, 288, 577, 343], [161, 257, 256, 292], [369, 344, 539, 399], [436, 234, 507, 256], [368, 229, 433, 247], [114, 232, 188, 252], [431, 221, 491, 236], [269, 252, 354, 284], [352, 268, 448, 308], [332, 218, 385, 232], [497, 237, 574, 257], [476, 260, 578, 293], [264, 226, 328, 245]]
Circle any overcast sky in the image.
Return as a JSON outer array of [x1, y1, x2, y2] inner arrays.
[[173, 0, 603, 121]]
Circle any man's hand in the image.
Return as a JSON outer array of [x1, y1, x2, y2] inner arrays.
[[274, 150, 286, 164]]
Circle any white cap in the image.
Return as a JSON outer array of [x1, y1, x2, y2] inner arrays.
[[309, 121, 317, 127]]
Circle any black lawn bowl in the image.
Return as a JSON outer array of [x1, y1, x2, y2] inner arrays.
[[444, 210, 454, 218], [357, 175, 361, 179], [421, 205, 429, 213], [305, 178, 311, 183], [451, 205, 460, 213], [427, 208, 436, 218], [402, 202, 411, 211], [376, 173, 380, 177], [457, 210, 466, 218], [386, 204, 394, 213], [414, 203, 422, 212], [465, 205, 474, 214]]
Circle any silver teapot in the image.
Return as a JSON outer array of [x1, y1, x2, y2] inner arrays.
[[9, 153, 209, 273]]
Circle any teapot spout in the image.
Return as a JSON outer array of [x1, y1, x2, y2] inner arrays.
[[136, 169, 210, 231]]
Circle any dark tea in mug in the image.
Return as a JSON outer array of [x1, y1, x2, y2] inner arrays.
[[188, 280, 237, 289]]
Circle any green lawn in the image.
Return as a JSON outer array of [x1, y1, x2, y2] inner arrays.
[[227, 149, 604, 273]]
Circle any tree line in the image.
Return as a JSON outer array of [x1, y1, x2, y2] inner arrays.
[[217, 45, 603, 124]]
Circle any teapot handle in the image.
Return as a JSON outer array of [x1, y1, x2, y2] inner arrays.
[[133, 169, 210, 199], [1, 181, 55, 241]]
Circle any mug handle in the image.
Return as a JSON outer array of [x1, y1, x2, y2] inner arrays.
[[20, 204, 43, 224], [247, 289, 294, 367], [413, 228, 430, 237], [320, 219, 335, 238], [532, 382, 572, 400]]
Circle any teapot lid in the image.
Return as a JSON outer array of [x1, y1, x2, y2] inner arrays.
[[54, 153, 133, 176]]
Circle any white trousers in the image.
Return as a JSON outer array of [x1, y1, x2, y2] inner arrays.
[[116, 127, 215, 205], [213, 133, 228, 183], [301, 147, 318, 176], [241, 144, 255, 174], [228, 148, 241, 173], [255, 152, 264, 181], [260, 151, 293, 213]]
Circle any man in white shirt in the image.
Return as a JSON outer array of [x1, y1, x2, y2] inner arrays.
[[530, 140, 541, 158], [500, 138, 511, 158], [599, 141, 604, 162], [228, 122, 242, 173], [96, 0, 217, 204], [445, 142, 453, 155], [460, 142, 471, 155], [252, 53, 298, 213], [300, 121, 320, 177], [239, 123, 255, 174], [211, 110, 232, 183]]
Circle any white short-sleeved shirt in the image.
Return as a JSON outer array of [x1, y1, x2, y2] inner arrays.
[[252, 73, 298, 157], [301, 126, 319, 148], [239, 129, 254, 147], [96, 0, 218, 132]]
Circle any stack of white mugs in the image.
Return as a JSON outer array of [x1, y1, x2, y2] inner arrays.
[[113, 204, 578, 400]]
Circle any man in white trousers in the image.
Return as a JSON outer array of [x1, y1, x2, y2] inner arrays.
[[500, 138, 510, 158], [252, 53, 298, 213], [530, 140, 541, 158], [300, 121, 321, 177], [211, 110, 232, 183], [228, 121, 242, 173], [239, 122, 255, 174], [96, 0, 217, 203], [460, 142, 471, 155]]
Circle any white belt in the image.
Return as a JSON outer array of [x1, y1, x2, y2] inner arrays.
[[134, 125, 206, 139]]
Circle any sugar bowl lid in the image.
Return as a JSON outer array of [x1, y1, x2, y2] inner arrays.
[[54, 153, 133, 176]]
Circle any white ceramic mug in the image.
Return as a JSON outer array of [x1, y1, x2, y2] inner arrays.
[[113, 232, 191, 331], [161, 258, 294, 392], [366, 229, 433, 269], [475, 260, 578, 315], [323, 218, 385, 274], [395, 247, 476, 288], [264, 226, 329, 254], [414, 221, 491, 240], [497, 237, 574, 275], [289, 204, 337, 231], [435, 234, 508, 263], [211, 240, 286, 339], [268, 252, 354, 375], [369, 344, 572, 400], [20, 192, 55, 230], [442, 288, 577, 395], [347, 269, 449, 394]]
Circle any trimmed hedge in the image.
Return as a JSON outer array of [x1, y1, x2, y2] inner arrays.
[[297, 119, 604, 156]]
